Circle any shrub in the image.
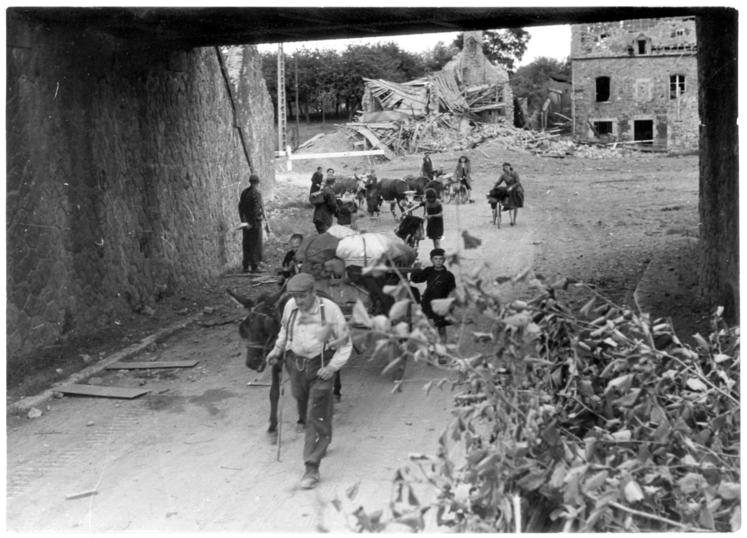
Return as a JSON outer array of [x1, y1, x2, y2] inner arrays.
[[338, 265, 740, 532]]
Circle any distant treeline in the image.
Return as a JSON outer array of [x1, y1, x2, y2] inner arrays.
[[259, 30, 570, 125]]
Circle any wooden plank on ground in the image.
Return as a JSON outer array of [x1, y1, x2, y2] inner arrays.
[[57, 384, 150, 399], [352, 126, 397, 160], [107, 360, 199, 370]]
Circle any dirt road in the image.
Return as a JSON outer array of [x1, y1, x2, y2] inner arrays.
[[6, 149, 701, 532]]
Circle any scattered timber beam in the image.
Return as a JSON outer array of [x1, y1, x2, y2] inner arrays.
[[298, 132, 325, 149], [56, 384, 150, 399], [352, 126, 397, 160], [106, 360, 199, 369], [65, 490, 98, 501], [289, 149, 386, 160], [470, 103, 507, 112], [346, 122, 398, 129]]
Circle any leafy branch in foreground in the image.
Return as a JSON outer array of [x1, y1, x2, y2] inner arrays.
[[337, 265, 740, 532]]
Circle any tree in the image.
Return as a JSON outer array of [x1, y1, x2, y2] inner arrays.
[[421, 41, 457, 72], [259, 43, 428, 123], [511, 57, 571, 112], [453, 28, 530, 71]]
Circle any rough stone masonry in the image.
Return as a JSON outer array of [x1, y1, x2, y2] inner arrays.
[[6, 14, 274, 359]]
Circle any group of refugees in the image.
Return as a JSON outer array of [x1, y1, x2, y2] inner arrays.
[[233, 151, 523, 490]]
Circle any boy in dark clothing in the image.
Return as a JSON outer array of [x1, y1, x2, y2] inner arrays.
[[278, 233, 303, 286], [410, 248, 456, 342], [310, 167, 324, 196], [312, 177, 338, 233]]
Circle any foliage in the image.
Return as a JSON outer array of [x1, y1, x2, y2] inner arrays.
[[421, 40, 457, 72], [453, 29, 530, 72], [334, 263, 740, 532], [260, 43, 428, 124], [511, 56, 572, 112]]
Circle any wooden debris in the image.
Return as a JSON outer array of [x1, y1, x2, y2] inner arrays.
[[56, 384, 150, 399], [350, 126, 396, 160], [297, 132, 325, 150], [106, 360, 199, 370]]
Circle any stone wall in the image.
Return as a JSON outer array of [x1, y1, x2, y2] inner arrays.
[[6, 14, 274, 358], [571, 17, 699, 151]]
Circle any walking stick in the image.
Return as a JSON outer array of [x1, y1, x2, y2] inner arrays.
[[275, 351, 286, 462]]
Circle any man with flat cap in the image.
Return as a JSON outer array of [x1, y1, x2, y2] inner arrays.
[[265, 272, 352, 489]]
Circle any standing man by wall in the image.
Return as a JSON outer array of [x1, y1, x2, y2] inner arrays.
[[238, 174, 268, 273]]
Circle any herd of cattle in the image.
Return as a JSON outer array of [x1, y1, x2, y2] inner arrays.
[[331, 170, 450, 218]]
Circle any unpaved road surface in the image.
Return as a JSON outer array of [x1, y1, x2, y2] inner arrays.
[[6, 148, 701, 532]]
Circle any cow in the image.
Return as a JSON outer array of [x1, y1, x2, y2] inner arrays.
[[331, 174, 366, 198], [364, 177, 412, 219]]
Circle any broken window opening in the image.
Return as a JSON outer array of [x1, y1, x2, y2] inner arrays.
[[595, 76, 610, 102], [633, 119, 654, 145], [670, 74, 686, 99], [593, 121, 614, 136], [637, 40, 648, 54]]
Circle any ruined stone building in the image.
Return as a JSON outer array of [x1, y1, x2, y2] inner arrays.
[[571, 17, 699, 151]]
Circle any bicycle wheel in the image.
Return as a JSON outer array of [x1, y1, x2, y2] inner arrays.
[[494, 203, 502, 227], [445, 185, 455, 204], [457, 187, 469, 204]]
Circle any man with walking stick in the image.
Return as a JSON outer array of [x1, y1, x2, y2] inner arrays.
[[265, 273, 352, 489]]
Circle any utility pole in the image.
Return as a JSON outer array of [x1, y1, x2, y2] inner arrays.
[[294, 52, 300, 147], [276, 43, 287, 153]]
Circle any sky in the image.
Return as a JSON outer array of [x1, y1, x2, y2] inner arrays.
[[257, 25, 571, 67]]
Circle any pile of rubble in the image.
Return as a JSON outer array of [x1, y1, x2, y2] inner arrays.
[[333, 114, 634, 159], [295, 113, 641, 162]]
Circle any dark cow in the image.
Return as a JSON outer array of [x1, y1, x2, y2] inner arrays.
[[402, 174, 429, 196], [331, 174, 367, 206], [227, 288, 341, 440], [365, 177, 410, 219]]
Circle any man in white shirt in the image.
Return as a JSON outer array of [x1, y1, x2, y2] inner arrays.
[[266, 272, 352, 489]]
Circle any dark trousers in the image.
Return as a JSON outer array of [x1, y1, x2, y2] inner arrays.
[[285, 353, 334, 469], [242, 226, 262, 270]]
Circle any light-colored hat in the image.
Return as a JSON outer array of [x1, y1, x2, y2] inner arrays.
[[286, 273, 315, 292]]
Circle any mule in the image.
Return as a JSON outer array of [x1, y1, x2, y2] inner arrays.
[[227, 288, 342, 439]]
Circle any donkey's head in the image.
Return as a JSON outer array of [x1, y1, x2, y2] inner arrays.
[[227, 288, 284, 372]]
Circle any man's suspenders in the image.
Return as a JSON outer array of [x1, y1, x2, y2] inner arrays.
[[286, 299, 328, 367]]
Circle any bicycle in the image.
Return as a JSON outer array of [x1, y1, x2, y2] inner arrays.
[[445, 179, 469, 204]]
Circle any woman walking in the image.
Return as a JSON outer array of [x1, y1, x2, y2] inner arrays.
[[422, 188, 444, 249], [490, 162, 524, 226]]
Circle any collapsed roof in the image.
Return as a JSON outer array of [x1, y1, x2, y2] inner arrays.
[[361, 32, 513, 122]]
